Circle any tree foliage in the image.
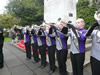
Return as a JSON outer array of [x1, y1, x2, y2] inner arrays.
[[77, 0, 98, 29], [5, 0, 44, 26], [0, 13, 20, 28]]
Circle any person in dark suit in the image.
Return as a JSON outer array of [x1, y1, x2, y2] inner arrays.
[[0, 28, 4, 69]]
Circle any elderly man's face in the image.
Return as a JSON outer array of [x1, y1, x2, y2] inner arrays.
[[76, 19, 84, 29]]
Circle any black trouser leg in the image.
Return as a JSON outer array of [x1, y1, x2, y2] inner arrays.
[[0, 45, 4, 68], [25, 42, 31, 59], [70, 52, 85, 75], [91, 56, 100, 75], [32, 43, 39, 61], [48, 45, 56, 71], [57, 49, 68, 75], [76, 53, 85, 75], [39, 45, 47, 66], [70, 52, 78, 75]]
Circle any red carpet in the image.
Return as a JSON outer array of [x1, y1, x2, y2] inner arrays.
[[16, 40, 48, 54]]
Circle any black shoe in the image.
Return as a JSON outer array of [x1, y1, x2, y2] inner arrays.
[[25, 57, 31, 60], [38, 65, 42, 68], [48, 70, 55, 74], [40, 65, 46, 69], [36, 58, 40, 62], [32, 60, 38, 63], [37, 58, 40, 61], [33, 58, 40, 63], [48, 69, 51, 73]]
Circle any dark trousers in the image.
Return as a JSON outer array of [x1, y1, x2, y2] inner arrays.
[[48, 45, 56, 71], [91, 56, 100, 75], [0, 45, 4, 68], [57, 49, 68, 75], [25, 42, 31, 59], [32, 43, 39, 61], [39, 45, 47, 66], [70, 52, 85, 75]]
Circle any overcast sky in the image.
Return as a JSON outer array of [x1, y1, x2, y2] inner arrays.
[[0, 0, 8, 14]]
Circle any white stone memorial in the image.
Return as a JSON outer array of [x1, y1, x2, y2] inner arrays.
[[44, 0, 77, 24]]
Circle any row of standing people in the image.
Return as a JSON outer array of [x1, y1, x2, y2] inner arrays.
[[24, 18, 100, 75]]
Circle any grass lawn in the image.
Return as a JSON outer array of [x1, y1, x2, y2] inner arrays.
[[4, 37, 11, 42]]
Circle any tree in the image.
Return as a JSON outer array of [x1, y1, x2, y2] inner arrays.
[[77, 0, 98, 29], [5, 0, 44, 26], [0, 14, 20, 28]]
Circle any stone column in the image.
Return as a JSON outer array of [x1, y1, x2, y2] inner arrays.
[[44, 0, 77, 24]]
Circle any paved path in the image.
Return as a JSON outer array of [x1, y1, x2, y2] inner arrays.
[[0, 42, 92, 75]]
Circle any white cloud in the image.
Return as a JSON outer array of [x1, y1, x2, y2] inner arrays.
[[0, 0, 8, 14]]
